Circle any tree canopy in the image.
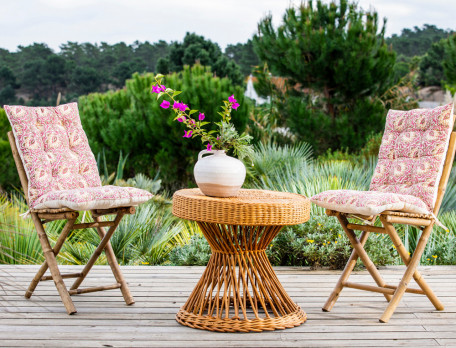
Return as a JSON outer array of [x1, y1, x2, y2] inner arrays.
[[253, 0, 396, 152], [0, 34, 246, 107], [387, 24, 454, 57], [160, 33, 244, 85], [254, 0, 395, 115]]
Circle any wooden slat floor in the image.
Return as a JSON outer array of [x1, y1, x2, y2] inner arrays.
[[0, 265, 456, 347]]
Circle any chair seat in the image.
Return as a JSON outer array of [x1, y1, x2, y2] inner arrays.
[[32, 185, 153, 211], [310, 190, 430, 216]]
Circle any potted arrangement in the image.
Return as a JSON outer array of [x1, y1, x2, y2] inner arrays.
[[151, 74, 254, 197]]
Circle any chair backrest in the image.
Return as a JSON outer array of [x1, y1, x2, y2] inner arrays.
[[369, 103, 455, 213], [4, 103, 101, 209], [434, 130, 456, 215]]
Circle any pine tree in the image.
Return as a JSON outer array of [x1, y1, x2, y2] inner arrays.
[[253, 0, 396, 152], [443, 34, 456, 91]]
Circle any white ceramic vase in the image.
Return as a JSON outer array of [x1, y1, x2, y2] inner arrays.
[[193, 149, 246, 197]]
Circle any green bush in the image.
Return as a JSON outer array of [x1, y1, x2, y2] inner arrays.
[[0, 191, 196, 266], [285, 95, 387, 154], [79, 64, 251, 189], [167, 214, 399, 269], [0, 108, 19, 192], [266, 215, 398, 268], [168, 233, 211, 266], [0, 194, 44, 264]]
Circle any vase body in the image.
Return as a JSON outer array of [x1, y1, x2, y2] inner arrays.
[[194, 150, 246, 197]]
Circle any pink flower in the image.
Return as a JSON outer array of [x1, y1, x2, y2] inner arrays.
[[179, 104, 188, 112], [228, 95, 236, 103], [173, 101, 182, 110], [177, 116, 185, 122], [152, 85, 166, 93], [232, 102, 240, 110], [190, 119, 196, 124], [198, 113, 205, 121], [183, 130, 193, 138], [160, 100, 170, 109], [207, 143, 212, 151]]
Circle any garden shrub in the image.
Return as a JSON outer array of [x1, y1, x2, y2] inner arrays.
[[168, 233, 211, 266], [0, 108, 19, 192], [285, 95, 387, 154], [266, 215, 398, 269], [79, 64, 251, 189], [167, 214, 399, 269]]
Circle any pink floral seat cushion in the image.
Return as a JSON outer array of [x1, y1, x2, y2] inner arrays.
[[32, 186, 153, 211], [4, 103, 102, 208], [4, 103, 153, 210], [311, 103, 454, 216], [311, 190, 429, 216], [369, 103, 454, 212]]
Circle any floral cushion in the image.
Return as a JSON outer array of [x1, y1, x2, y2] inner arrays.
[[32, 186, 153, 211], [311, 190, 429, 216], [311, 103, 454, 216], [370, 103, 454, 212], [4, 103, 102, 208], [5, 102, 153, 211]]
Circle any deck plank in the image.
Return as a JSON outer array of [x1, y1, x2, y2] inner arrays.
[[1, 265, 456, 347]]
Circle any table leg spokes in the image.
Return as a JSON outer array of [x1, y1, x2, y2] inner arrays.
[[175, 223, 307, 332]]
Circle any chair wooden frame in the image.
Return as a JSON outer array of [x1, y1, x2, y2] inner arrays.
[[8, 131, 136, 314], [322, 131, 456, 323]]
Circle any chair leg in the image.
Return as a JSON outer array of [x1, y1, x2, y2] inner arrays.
[[70, 212, 125, 291], [92, 213, 135, 305], [30, 213, 77, 315], [25, 218, 76, 299], [322, 230, 369, 312], [379, 223, 436, 323], [380, 217, 444, 312], [337, 214, 392, 302]]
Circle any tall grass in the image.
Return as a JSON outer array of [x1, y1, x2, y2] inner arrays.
[[0, 192, 198, 265], [0, 195, 42, 264], [245, 142, 456, 265], [2, 142, 456, 267]]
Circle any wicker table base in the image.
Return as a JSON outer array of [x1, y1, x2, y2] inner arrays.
[[176, 221, 307, 332]]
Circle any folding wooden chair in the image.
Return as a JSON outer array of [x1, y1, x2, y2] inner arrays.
[[4, 103, 153, 314], [311, 103, 455, 323]]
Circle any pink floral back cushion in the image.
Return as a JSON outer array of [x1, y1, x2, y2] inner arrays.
[[370, 103, 454, 212], [4, 103, 101, 208]]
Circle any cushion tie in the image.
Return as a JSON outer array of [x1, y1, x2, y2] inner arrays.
[[19, 210, 30, 219]]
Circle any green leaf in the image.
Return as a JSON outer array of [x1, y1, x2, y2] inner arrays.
[[155, 74, 164, 79], [199, 121, 210, 126], [189, 109, 198, 115], [157, 92, 164, 100], [172, 90, 182, 97]]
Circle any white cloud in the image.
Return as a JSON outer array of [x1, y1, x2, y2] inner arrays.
[[1, 0, 455, 52]]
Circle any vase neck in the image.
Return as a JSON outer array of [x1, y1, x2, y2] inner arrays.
[[213, 150, 226, 156]]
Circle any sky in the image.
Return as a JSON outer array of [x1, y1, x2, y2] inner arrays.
[[1, 0, 456, 52]]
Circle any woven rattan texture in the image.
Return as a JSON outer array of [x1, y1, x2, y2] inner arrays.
[[176, 307, 307, 333], [172, 188, 310, 226]]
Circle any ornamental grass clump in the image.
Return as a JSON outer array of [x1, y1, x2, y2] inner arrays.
[[151, 74, 254, 160]]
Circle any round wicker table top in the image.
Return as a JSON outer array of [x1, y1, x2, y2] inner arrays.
[[172, 188, 310, 226]]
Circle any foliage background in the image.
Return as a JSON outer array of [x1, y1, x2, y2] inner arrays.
[[79, 64, 250, 189], [2, 1, 456, 268]]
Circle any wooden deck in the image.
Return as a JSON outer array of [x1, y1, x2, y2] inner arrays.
[[1, 265, 456, 347]]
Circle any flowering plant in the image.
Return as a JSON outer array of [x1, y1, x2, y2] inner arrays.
[[151, 74, 254, 160]]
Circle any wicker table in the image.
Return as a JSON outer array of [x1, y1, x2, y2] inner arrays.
[[172, 188, 310, 332]]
